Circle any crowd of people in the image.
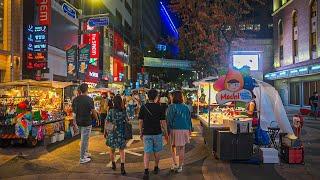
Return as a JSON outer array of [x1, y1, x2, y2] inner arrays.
[[72, 83, 193, 179]]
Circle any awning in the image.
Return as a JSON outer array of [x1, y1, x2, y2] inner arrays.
[[0, 80, 74, 89]]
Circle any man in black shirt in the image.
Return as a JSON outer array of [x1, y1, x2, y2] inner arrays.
[[309, 92, 319, 116], [139, 89, 168, 180], [72, 83, 99, 164]]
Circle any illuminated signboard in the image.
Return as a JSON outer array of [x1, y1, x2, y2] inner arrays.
[[25, 25, 48, 70], [37, 0, 51, 26], [62, 3, 77, 19]]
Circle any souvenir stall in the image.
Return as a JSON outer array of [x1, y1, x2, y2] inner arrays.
[[0, 80, 76, 147]]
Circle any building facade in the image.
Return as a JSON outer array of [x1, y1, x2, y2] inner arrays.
[[0, 0, 23, 82], [265, 0, 320, 107], [230, 2, 274, 81]]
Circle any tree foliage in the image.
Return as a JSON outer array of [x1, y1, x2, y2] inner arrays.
[[170, 0, 266, 77]]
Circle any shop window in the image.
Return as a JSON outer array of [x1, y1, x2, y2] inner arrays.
[[292, 11, 298, 62], [290, 82, 300, 105], [303, 81, 320, 106], [116, 9, 123, 25]]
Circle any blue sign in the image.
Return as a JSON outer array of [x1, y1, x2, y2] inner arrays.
[[26, 25, 48, 52], [62, 3, 77, 19], [88, 17, 109, 27]]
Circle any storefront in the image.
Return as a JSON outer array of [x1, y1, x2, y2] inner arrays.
[[265, 63, 320, 107]]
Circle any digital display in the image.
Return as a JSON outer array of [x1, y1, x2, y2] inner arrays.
[[233, 54, 259, 71]]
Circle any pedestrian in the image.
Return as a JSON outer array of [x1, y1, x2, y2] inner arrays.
[[138, 89, 168, 180], [159, 92, 169, 113], [309, 92, 319, 117], [99, 93, 109, 132], [104, 95, 127, 175], [72, 83, 99, 164], [166, 90, 192, 173]]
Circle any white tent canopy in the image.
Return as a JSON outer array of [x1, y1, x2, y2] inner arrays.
[[253, 80, 295, 138], [0, 79, 74, 89], [193, 76, 218, 86]]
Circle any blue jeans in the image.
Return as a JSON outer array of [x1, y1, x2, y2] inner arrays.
[[80, 125, 92, 159], [143, 134, 163, 153]]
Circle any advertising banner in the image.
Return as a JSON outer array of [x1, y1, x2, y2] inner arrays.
[[66, 45, 77, 80], [78, 44, 90, 80]]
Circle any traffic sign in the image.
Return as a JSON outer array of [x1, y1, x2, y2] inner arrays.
[[88, 17, 109, 27]]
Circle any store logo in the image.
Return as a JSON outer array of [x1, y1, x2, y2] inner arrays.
[[216, 89, 252, 104], [37, 0, 51, 26], [89, 72, 98, 78]]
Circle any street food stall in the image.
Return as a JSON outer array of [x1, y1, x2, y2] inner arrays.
[[0, 80, 78, 147], [195, 68, 297, 163]]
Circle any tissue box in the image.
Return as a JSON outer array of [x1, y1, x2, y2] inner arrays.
[[260, 148, 279, 164], [57, 132, 65, 142], [50, 134, 57, 143]]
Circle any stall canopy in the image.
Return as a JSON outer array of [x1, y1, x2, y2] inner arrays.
[[193, 76, 218, 86], [253, 80, 295, 138], [0, 80, 73, 89]]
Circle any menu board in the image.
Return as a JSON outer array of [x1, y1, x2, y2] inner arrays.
[[66, 45, 77, 80], [78, 44, 90, 80]]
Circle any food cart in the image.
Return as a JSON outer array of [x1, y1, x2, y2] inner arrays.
[[0, 80, 77, 147]]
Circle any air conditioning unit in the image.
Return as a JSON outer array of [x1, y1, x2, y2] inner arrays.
[[312, 17, 317, 33], [294, 27, 298, 40], [312, 51, 317, 59]]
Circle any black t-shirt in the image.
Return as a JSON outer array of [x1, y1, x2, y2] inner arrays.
[[309, 95, 319, 106], [138, 103, 165, 135], [72, 95, 94, 127]]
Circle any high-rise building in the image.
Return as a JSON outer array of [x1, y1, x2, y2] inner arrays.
[[265, 0, 320, 107], [0, 0, 23, 82], [230, 2, 274, 80]]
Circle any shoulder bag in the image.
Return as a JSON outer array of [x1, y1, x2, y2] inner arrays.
[[104, 110, 115, 136], [124, 110, 133, 140]]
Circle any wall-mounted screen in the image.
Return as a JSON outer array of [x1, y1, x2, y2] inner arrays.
[[233, 54, 259, 71]]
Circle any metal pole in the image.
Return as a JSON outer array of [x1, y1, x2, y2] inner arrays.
[[197, 85, 200, 117], [10, 0, 14, 81], [208, 83, 211, 128]]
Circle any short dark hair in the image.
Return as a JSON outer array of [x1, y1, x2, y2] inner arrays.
[[172, 91, 184, 104], [79, 83, 88, 94], [148, 89, 158, 101], [113, 95, 124, 111]]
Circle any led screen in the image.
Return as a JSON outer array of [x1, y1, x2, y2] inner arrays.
[[233, 54, 259, 71]]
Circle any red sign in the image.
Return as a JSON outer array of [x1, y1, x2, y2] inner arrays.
[[26, 52, 47, 70], [85, 65, 99, 83], [37, 0, 51, 26], [113, 56, 124, 82], [83, 32, 100, 66]]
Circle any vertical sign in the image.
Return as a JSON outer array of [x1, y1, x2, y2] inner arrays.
[[66, 45, 77, 80], [37, 0, 51, 26], [78, 44, 91, 80], [25, 25, 48, 70]]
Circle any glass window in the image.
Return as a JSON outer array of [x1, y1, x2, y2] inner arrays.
[[303, 82, 310, 106], [310, 1, 317, 52], [290, 82, 300, 105], [280, 45, 284, 60]]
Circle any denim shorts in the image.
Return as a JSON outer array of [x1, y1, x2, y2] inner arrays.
[[143, 134, 163, 153]]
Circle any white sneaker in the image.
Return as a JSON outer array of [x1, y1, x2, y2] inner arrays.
[[176, 166, 183, 173], [80, 157, 91, 164], [84, 152, 92, 158], [170, 164, 178, 171]]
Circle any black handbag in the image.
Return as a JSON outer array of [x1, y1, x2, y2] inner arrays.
[[124, 121, 133, 140]]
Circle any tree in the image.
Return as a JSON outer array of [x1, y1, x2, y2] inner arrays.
[[170, 0, 266, 78]]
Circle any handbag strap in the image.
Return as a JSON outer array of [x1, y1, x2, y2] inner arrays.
[[144, 104, 153, 116]]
